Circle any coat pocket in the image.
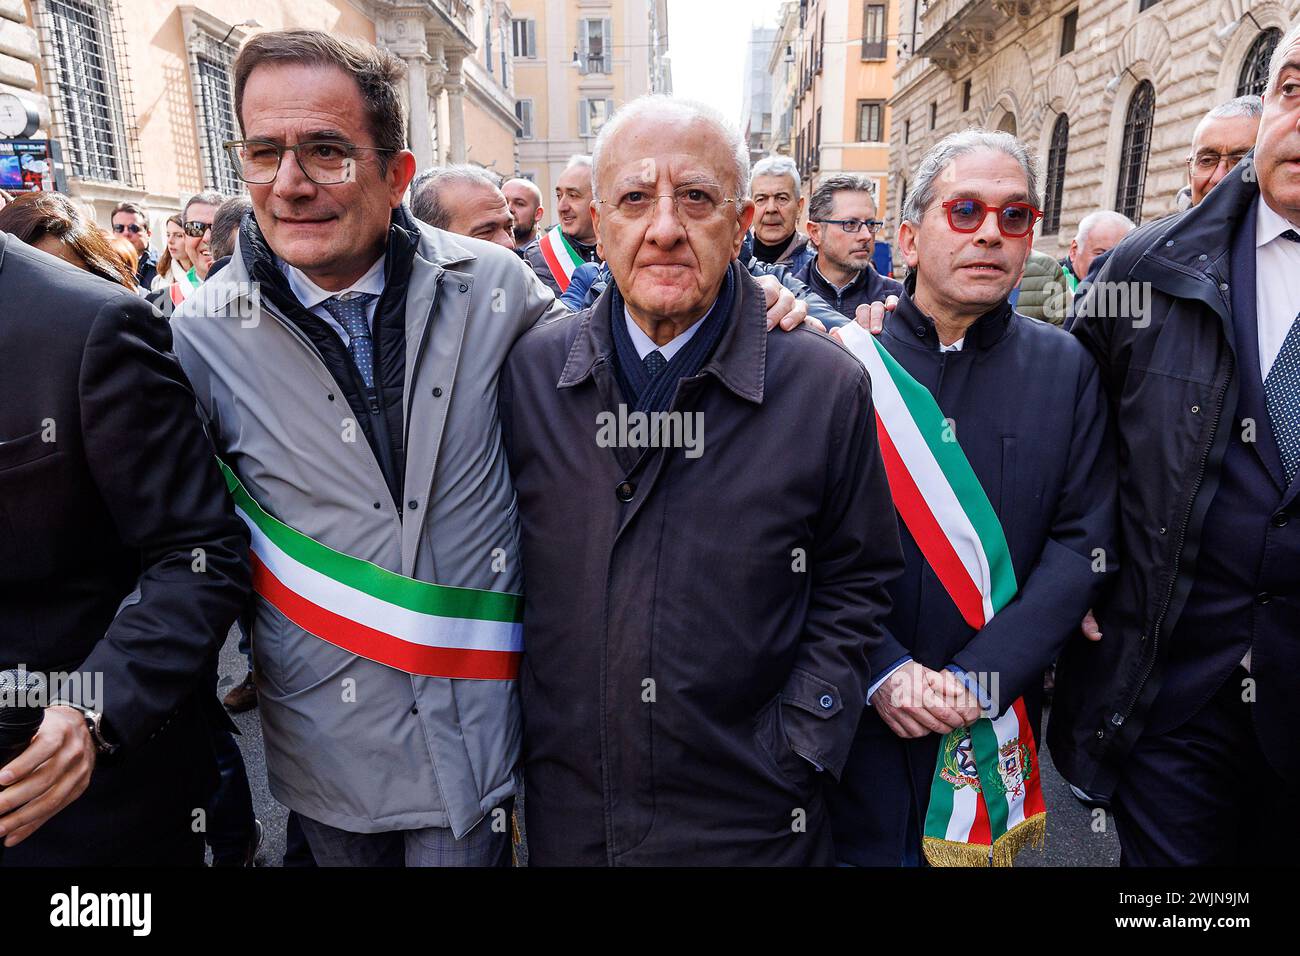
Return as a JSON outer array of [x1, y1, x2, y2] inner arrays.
[[0, 430, 58, 473], [754, 694, 817, 792]]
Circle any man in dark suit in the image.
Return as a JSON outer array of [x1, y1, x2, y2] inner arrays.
[[0, 231, 249, 865], [1050, 24, 1300, 864], [826, 130, 1115, 866]]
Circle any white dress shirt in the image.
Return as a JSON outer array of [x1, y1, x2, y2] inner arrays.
[[1255, 196, 1300, 381], [624, 306, 705, 363], [281, 254, 387, 347]]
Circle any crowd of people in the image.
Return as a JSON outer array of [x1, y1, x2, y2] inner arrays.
[[0, 20, 1296, 868]]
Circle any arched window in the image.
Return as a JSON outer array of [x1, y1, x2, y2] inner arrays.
[[1238, 28, 1282, 97], [1042, 114, 1069, 236], [1116, 80, 1155, 224], [996, 111, 1017, 135]]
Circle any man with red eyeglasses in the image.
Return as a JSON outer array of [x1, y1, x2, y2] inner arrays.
[[826, 129, 1116, 866]]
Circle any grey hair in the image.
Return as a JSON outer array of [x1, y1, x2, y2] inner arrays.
[[591, 95, 750, 202], [751, 154, 802, 199], [209, 194, 253, 261], [1205, 94, 1264, 120], [503, 176, 543, 205], [808, 173, 877, 222], [901, 127, 1041, 225], [1268, 21, 1300, 93], [183, 190, 225, 218], [409, 164, 503, 229], [564, 154, 593, 172], [1075, 209, 1135, 247]]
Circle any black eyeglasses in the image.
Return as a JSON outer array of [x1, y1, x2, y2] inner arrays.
[[813, 217, 883, 235], [112, 223, 146, 235], [182, 220, 212, 238], [224, 139, 395, 185], [940, 199, 1042, 238]]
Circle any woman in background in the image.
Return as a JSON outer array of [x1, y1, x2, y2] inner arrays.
[[151, 213, 192, 292], [0, 191, 136, 289]]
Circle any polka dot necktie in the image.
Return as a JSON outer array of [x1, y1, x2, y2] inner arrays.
[[643, 350, 668, 379], [1266, 229, 1300, 483], [1266, 315, 1300, 483], [321, 293, 379, 389]]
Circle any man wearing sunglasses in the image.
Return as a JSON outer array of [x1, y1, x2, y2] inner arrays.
[[827, 129, 1115, 865], [111, 201, 157, 289], [795, 173, 901, 325], [148, 192, 222, 315]]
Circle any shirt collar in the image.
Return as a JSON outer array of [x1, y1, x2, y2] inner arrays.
[[280, 253, 387, 309], [623, 303, 708, 362], [1256, 195, 1300, 249]]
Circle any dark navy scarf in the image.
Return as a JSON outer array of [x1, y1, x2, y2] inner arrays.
[[609, 267, 735, 414]]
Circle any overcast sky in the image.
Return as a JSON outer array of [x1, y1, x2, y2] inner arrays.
[[666, 0, 785, 125]]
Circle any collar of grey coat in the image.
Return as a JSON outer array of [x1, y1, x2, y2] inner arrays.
[[556, 259, 767, 404], [886, 270, 1014, 353]]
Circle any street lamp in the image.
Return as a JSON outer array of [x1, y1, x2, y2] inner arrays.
[[220, 19, 260, 46]]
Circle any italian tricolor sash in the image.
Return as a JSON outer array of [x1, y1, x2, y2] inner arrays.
[[219, 462, 523, 680], [537, 224, 583, 293], [839, 323, 1046, 867]]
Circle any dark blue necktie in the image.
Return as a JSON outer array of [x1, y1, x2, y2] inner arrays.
[[643, 350, 668, 379], [1266, 229, 1300, 482], [320, 293, 379, 389]]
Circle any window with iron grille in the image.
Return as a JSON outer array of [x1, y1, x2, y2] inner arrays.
[[1060, 9, 1077, 56], [862, 3, 886, 60], [1042, 114, 1069, 235], [512, 19, 537, 57], [194, 47, 241, 195], [1237, 28, 1282, 97], [929, 101, 937, 129], [1115, 80, 1155, 224], [578, 18, 612, 74], [857, 100, 884, 142], [961, 79, 971, 112], [41, 0, 133, 184], [515, 99, 534, 139]]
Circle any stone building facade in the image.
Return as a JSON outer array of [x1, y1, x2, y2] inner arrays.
[[888, 0, 1299, 255]]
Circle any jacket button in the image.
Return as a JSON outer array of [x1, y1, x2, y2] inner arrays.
[[410, 705, 419, 715], [1256, 592, 1272, 605], [914, 326, 926, 336], [327, 393, 335, 401], [819, 694, 834, 709], [1158, 526, 1167, 535], [1110, 713, 1124, 726], [1272, 512, 1290, 528], [1190, 405, 1199, 414], [373, 502, 381, 509], [432, 387, 443, 397], [616, 480, 635, 502], [1219, 283, 1229, 292], [1198, 253, 1208, 261], [459, 283, 468, 293], [1164, 240, 1174, 247], [408, 500, 418, 510], [1096, 729, 1105, 739]]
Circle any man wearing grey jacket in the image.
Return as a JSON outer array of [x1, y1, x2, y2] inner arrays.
[[173, 30, 810, 867]]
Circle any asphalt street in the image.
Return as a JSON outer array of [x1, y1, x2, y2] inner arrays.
[[216, 627, 1119, 867]]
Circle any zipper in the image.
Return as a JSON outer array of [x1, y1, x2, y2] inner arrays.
[[1111, 347, 1233, 734]]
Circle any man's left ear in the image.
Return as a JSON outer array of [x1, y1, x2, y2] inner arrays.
[[388, 150, 418, 207], [733, 199, 756, 257]]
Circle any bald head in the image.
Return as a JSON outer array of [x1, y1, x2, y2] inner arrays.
[[503, 177, 544, 246], [411, 165, 515, 250]]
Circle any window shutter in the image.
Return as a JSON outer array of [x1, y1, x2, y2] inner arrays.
[[579, 99, 589, 136], [527, 19, 536, 57], [578, 21, 589, 74], [602, 18, 612, 72]]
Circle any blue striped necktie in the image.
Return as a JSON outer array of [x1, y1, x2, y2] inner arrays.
[[1266, 229, 1300, 482]]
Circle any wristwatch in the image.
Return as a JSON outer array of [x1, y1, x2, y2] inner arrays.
[[49, 701, 119, 756]]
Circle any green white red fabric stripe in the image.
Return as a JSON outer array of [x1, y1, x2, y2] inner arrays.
[[219, 462, 523, 680], [537, 224, 583, 293], [839, 323, 1045, 866]]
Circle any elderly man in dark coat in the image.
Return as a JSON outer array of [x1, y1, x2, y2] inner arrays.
[[499, 95, 904, 866], [826, 130, 1116, 866]]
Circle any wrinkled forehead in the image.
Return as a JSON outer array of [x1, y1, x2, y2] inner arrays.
[[933, 150, 1030, 204], [599, 117, 736, 192], [1192, 113, 1259, 153], [751, 173, 797, 196]]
